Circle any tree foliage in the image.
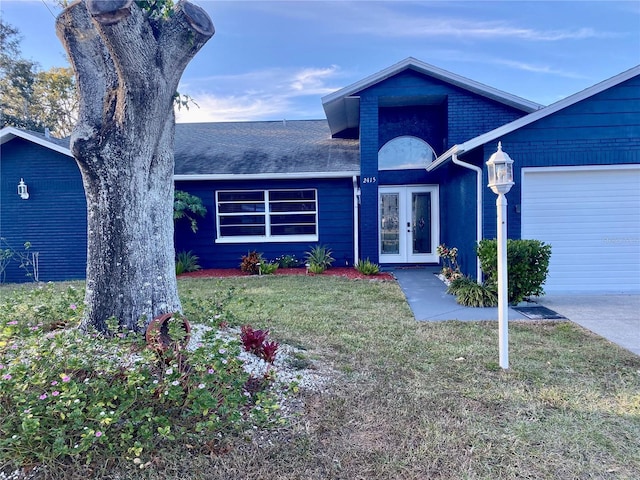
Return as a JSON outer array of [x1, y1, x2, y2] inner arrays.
[[174, 190, 207, 233], [0, 20, 77, 137]]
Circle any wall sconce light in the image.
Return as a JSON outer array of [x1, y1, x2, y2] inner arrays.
[[17, 178, 30, 200]]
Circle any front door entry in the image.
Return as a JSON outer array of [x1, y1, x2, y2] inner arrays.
[[379, 186, 439, 263]]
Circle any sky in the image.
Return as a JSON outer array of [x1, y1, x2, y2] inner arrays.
[[1, 0, 639, 124]]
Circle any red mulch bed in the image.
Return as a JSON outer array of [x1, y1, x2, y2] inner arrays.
[[179, 267, 394, 281]]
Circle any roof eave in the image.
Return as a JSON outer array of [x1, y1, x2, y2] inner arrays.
[[174, 171, 361, 181], [0, 126, 72, 157]]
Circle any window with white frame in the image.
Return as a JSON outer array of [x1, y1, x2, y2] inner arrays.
[[216, 189, 318, 242]]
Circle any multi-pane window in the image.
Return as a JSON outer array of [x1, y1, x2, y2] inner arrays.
[[216, 189, 318, 242]]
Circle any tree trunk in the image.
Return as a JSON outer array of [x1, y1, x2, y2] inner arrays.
[[55, 0, 214, 332]]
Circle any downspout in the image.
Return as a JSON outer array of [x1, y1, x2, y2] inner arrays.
[[452, 153, 483, 283], [352, 175, 360, 264]]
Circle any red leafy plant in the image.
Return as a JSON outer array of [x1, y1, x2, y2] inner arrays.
[[261, 341, 279, 363], [240, 324, 279, 363]]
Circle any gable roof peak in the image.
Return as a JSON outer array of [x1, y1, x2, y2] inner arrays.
[[321, 57, 542, 137]]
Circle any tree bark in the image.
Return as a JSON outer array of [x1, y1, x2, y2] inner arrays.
[[55, 0, 214, 332]]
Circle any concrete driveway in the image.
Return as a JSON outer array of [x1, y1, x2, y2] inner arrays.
[[536, 294, 640, 356]]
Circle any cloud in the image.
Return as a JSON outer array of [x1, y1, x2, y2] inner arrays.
[[175, 94, 289, 123], [485, 59, 588, 79], [256, 1, 619, 43], [176, 65, 342, 122], [350, 11, 615, 42], [290, 66, 340, 94]]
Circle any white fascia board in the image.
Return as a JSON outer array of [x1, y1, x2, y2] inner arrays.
[[426, 145, 460, 172], [174, 171, 360, 181], [0, 126, 72, 157], [321, 57, 542, 112]]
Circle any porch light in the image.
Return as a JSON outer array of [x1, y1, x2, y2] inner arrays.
[[17, 178, 29, 200], [486, 142, 514, 195], [486, 142, 515, 370]]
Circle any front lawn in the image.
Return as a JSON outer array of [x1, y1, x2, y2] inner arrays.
[[1, 276, 639, 479]]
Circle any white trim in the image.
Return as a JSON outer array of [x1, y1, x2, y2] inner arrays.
[[378, 185, 440, 264], [521, 164, 640, 178], [352, 176, 360, 264], [215, 188, 319, 244], [0, 126, 72, 157], [215, 235, 319, 244], [174, 171, 360, 181], [321, 57, 541, 111]]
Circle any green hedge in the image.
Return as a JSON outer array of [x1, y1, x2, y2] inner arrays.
[[476, 239, 552, 304]]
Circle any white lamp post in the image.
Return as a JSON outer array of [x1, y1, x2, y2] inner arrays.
[[487, 142, 514, 370]]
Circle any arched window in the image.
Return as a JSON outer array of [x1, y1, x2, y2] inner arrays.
[[378, 136, 436, 170]]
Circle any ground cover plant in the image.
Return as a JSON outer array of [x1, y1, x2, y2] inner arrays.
[[354, 258, 380, 275], [1, 277, 639, 479]]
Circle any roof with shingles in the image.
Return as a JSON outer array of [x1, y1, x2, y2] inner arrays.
[[174, 119, 360, 176], [2, 120, 361, 177]]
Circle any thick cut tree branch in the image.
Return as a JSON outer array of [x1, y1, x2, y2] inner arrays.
[[181, 2, 215, 36], [56, 1, 118, 168], [86, 0, 134, 25]]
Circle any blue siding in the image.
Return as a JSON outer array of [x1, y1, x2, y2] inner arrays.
[[357, 69, 527, 265], [481, 75, 640, 240], [437, 155, 482, 277], [0, 138, 87, 283], [174, 178, 355, 268]]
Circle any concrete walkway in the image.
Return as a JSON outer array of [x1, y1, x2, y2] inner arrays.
[[392, 268, 640, 356], [392, 268, 527, 321]]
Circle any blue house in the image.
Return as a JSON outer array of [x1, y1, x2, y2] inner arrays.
[[2, 58, 639, 293]]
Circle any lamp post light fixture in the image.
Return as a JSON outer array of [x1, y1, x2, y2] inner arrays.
[[486, 142, 514, 370], [17, 178, 30, 200]]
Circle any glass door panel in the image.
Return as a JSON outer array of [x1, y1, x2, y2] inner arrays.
[[412, 192, 432, 255], [380, 193, 400, 255]]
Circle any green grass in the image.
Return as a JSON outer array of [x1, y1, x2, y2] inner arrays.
[[2, 276, 639, 479]]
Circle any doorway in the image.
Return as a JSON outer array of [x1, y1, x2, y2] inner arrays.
[[378, 186, 439, 263]]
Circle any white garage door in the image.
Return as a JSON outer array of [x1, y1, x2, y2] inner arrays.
[[521, 165, 640, 294]]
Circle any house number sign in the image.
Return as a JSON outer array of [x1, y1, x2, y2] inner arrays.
[[362, 177, 377, 184]]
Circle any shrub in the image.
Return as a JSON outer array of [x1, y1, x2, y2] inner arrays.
[[175, 250, 201, 275], [476, 239, 552, 304], [240, 251, 262, 275], [305, 245, 334, 274], [354, 258, 380, 275]]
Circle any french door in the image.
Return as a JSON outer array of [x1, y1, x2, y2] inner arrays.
[[379, 186, 439, 263]]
